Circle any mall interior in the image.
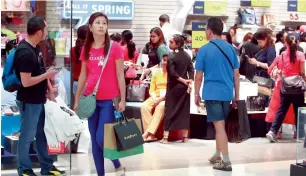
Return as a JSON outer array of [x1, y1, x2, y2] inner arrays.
[[1, 0, 306, 175]]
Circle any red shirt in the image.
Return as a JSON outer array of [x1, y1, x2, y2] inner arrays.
[[269, 50, 305, 77], [80, 42, 123, 100], [122, 46, 139, 63], [71, 47, 82, 81]]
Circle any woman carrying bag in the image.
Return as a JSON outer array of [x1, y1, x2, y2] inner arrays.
[[266, 34, 306, 143], [73, 12, 126, 176]]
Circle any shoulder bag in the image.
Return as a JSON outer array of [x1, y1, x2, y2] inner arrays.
[[280, 54, 306, 94], [210, 41, 233, 69], [77, 41, 113, 119]]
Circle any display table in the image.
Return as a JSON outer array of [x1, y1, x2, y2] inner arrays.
[[125, 102, 269, 141]]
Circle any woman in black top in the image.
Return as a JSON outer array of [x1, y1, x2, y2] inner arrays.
[[161, 34, 194, 144]]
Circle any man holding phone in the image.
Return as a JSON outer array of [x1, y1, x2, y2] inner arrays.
[[14, 16, 65, 176]]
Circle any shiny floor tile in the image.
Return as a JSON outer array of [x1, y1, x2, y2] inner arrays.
[[1, 128, 302, 176]]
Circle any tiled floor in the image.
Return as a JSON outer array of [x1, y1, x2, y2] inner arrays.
[[2, 126, 305, 175]]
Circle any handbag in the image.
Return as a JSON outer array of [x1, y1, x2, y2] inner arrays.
[[126, 80, 147, 102], [246, 96, 266, 111], [280, 54, 306, 94], [226, 100, 251, 143], [238, 8, 256, 25], [113, 113, 144, 151], [252, 76, 273, 88], [125, 66, 137, 78], [76, 41, 113, 119]]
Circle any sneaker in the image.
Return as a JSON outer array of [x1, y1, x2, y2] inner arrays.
[[21, 169, 37, 176], [213, 160, 232, 171], [41, 166, 66, 176], [209, 156, 222, 164], [266, 131, 277, 143]]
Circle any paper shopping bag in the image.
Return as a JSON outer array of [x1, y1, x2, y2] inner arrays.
[[114, 118, 144, 151], [48, 142, 65, 154], [104, 119, 144, 160]]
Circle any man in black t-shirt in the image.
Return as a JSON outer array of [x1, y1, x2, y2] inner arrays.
[[14, 16, 65, 176]]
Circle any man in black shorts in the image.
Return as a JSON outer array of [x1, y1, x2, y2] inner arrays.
[[14, 16, 65, 176]]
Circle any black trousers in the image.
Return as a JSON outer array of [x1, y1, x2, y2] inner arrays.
[[270, 92, 304, 134]]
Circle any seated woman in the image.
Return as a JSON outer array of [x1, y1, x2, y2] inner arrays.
[[141, 56, 168, 142]]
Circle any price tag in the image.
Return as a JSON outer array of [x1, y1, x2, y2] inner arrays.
[[204, 1, 228, 15], [298, 0, 306, 12], [192, 22, 208, 49], [251, 0, 271, 7]]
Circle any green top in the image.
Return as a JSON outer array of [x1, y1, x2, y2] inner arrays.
[[157, 44, 169, 62]]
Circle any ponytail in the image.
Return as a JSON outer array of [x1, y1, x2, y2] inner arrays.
[[127, 40, 136, 59], [286, 34, 297, 63]]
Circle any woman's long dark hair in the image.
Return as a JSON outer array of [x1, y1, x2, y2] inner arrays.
[[256, 29, 274, 48], [75, 25, 87, 63], [222, 32, 233, 45], [83, 12, 111, 60], [286, 34, 298, 63], [150, 27, 165, 47], [122, 30, 136, 59], [275, 31, 285, 43]]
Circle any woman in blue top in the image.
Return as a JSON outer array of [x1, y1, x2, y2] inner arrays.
[[248, 29, 276, 78]]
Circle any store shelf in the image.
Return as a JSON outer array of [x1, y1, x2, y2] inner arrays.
[[238, 24, 261, 29], [281, 20, 306, 23], [188, 14, 229, 18]]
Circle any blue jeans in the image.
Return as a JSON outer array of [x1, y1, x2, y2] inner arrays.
[[16, 101, 53, 175], [88, 100, 121, 176]]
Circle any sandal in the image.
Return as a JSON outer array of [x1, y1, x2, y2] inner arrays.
[[182, 137, 188, 143], [144, 135, 158, 142], [115, 167, 126, 176], [160, 138, 168, 144]]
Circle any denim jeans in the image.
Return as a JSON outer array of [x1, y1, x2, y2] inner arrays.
[[16, 101, 53, 175], [88, 100, 121, 176]]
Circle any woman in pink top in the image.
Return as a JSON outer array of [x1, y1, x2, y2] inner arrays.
[[73, 12, 126, 176], [121, 30, 139, 64], [266, 34, 306, 143]]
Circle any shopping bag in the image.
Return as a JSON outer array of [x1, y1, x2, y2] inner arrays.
[[104, 119, 144, 160], [226, 100, 251, 143], [113, 116, 144, 151], [48, 142, 65, 154], [126, 80, 147, 102]]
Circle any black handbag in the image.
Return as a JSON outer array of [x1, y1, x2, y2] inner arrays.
[[113, 113, 144, 151], [252, 76, 273, 88], [246, 96, 266, 111], [280, 54, 306, 94], [126, 80, 147, 102]]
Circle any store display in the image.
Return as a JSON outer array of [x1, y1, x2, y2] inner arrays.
[[238, 8, 256, 25], [246, 96, 266, 111], [4, 136, 36, 155]]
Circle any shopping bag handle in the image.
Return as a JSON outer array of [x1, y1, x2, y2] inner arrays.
[[116, 112, 129, 125]]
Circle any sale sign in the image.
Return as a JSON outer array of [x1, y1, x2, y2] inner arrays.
[[193, 0, 228, 15], [241, 0, 271, 7], [191, 22, 208, 49]]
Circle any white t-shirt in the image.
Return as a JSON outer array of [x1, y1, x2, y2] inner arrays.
[[299, 42, 306, 54], [275, 42, 284, 56]]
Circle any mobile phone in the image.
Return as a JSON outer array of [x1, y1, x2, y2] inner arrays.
[[245, 55, 250, 59], [52, 67, 62, 72]]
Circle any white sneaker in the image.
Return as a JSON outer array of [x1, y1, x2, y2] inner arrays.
[[266, 131, 277, 143]]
